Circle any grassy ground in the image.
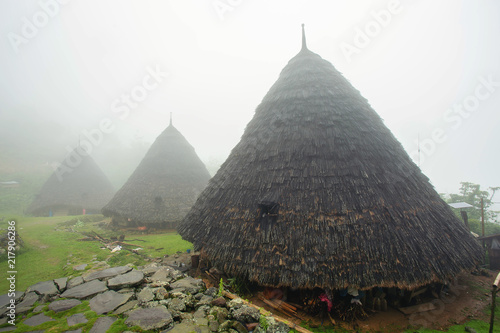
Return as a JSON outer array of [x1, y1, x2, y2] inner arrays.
[[0, 214, 192, 292]]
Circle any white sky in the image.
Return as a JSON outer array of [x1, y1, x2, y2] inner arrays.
[[1, 0, 499, 198]]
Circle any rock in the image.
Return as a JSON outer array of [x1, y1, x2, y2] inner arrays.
[[67, 276, 84, 289], [210, 306, 229, 324], [194, 317, 209, 326], [113, 300, 138, 315], [16, 292, 40, 313], [194, 292, 204, 300], [88, 316, 117, 333], [262, 317, 290, 333], [228, 297, 244, 310], [233, 305, 260, 323], [107, 269, 144, 288], [125, 306, 173, 330], [67, 313, 88, 326], [196, 295, 214, 308], [27, 280, 59, 296], [154, 287, 168, 300], [83, 265, 132, 282], [149, 267, 178, 286], [170, 276, 205, 294], [220, 320, 249, 333], [211, 296, 226, 307], [137, 288, 155, 303], [194, 305, 210, 318], [23, 313, 54, 326], [54, 277, 68, 292], [48, 299, 82, 313], [164, 322, 201, 333], [209, 318, 219, 332], [64, 329, 82, 333], [204, 287, 218, 297], [61, 280, 108, 299], [0, 291, 23, 308], [73, 264, 87, 271], [168, 298, 186, 312], [141, 263, 161, 276], [89, 290, 133, 314]]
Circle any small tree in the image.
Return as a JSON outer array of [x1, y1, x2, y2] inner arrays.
[[443, 182, 497, 223]]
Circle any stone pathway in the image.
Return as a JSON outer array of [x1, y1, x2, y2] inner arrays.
[[0, 263, 291, 332]]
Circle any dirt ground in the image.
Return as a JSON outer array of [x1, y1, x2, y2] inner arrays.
[[180, 254, 497, 333]]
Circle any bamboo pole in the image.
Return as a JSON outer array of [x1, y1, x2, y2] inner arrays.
[[222, 290, 313, 333], [489, 272, 500, 333]]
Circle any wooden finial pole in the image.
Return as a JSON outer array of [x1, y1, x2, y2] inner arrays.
[[301, 24, 307, 50]]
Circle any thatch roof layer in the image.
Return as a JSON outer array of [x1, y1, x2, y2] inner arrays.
[[102, 122, 211, 224], [28, 149, 115, 216], [178, 27, 483, 290]]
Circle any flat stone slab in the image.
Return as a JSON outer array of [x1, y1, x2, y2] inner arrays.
[[113, 300, 138, 315], [83, 266, 132, 282], [67, 313, 88, 326], [125, 305, 173, 330], [17, 292, 40, 313], [89, 316, 117, 333], [170, 276, 204, 294], [27, 280, 59, 296], [61, 280, 108, 299], [107, 270, 144, 289], [54, 277, 68, 291], [0, 327, 16, 332], [48, 299, 82, 313], [24, 313, 54, 326], [137, 288, 155, 303], [67, 276, 84, 289], [0, 292, 23, 308], [64, 329, 82, 333], [73, 264, 87, 271], [89, 290, 133, 314], [165, 322, 204, 333]]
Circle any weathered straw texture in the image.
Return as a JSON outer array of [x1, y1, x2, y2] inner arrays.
[[102, 123, 211, 226], [178, 37, 483, 291], [28, 149, 115, 216]]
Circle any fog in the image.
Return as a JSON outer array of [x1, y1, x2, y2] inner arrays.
[[1, 0, 499, 197]]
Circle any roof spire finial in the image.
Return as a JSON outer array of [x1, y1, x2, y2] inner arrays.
[[170, 112, 172, 126], [301, 23, 307, 50]]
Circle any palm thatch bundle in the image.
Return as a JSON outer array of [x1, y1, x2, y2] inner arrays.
[[101, 120, 211, 228], [28, 148, 115, 216], [178, 26, 483, 291]]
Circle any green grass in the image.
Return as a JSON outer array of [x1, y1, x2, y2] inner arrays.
[[0, 214, 192, 292]]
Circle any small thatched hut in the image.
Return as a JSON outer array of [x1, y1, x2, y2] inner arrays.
[[102, 119, 211, 229], [178, 26, 483, 291], [28, 148, 115, 216]]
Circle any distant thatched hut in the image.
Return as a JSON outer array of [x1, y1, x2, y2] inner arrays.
[[102, 119, 211, 229], [27, 148, 115, 216], [178, 26, 482, 291]]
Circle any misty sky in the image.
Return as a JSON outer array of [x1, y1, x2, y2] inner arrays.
[[1, 0, 499, 199]]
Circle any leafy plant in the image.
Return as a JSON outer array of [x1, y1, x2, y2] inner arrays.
[[227, 276, 251, 297], [259, 315, 269, 330], [218, 278, 225, 297]]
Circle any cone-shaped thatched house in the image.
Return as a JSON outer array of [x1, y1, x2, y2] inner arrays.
[[178, 26, 482, 291], [102, 119, 211, 228], [28, 148, 115, 216]]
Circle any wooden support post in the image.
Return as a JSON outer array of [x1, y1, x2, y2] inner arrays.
[[489, 272, 500, 333], [461, 210, 469, 231], [482, 198, 485, 237]]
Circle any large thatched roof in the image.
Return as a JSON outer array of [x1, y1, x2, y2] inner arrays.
[[178, 26, 483, 291], [101, 120, 211, 225], [28, 148, 115, 216]]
